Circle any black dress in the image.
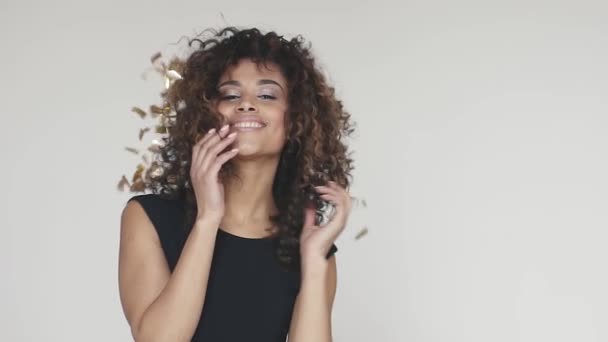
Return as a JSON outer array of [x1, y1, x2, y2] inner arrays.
[[127, 194, 337, 342]]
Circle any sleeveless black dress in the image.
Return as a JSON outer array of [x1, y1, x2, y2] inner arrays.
[[127, 194, 337, 342]]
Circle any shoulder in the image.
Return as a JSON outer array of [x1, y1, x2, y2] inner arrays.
[[124, 193, 184, 226], [120, 195, 160, 244], [126, 193, 173, 212]]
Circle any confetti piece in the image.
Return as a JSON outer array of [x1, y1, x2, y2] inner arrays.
[[149, 105, 165, 115], [131, 164, 145, 183], [166, 69, 183, 80], [155, 125, 167, 134], [361, 199, 367, 207], [145, 161, 163, 179], [355, 227, 368, 240], [131, 107, 147, 119], [139, 127, 151, 141], [150, 52, 162, 64], [148, 145, 160, 153], [125, 147, 139, 154], [142, 154, 149, 164], [117, 175, 130, 192], [130, 180, 146, 192]]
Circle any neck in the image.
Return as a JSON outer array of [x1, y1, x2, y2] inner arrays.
[[221, 155, 280, 234]]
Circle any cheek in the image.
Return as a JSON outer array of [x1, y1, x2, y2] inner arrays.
[[216, 102, 232, 115]]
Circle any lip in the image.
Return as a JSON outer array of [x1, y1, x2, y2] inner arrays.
[[229, 115, 267, 132]]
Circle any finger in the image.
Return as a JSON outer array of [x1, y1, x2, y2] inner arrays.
[[193, 124, 228, 162], [196, 124, 231, 170], [194, 128, 221, 155], [194, 133, 222, 171], [303, 206, 317, 228], [327, 181, 352, 209], [314, 185, 337, 195], [216, 124, 231, 138], [201, 132, 237, 171], [208, 147, 239, 176], [327, 181, 346, 193], [209, 131, 237, 159], [320, 193, 340, 206], [192, 128, 216, 162]]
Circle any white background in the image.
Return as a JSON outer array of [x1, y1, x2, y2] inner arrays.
[[1, 0, 607, 341]]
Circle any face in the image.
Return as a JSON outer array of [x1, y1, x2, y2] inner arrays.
[[215, 58, 289, 160]]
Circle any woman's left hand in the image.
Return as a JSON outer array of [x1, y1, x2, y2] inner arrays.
[[300, 181, 352, 266]]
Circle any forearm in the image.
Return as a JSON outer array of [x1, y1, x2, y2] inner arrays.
[[288, 260, 332, 342], [136, 218, 219, 342]]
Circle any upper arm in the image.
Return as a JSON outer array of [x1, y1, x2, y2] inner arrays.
[[327, 255, 338, 311], [118, 200, 171, 338]]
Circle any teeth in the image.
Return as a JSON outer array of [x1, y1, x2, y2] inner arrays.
[[234, 122, 264, 128]]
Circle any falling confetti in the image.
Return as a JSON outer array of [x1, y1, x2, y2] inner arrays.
[[125, 147, 139, 155], [131, 107, 147, 119], [150, 52, 162, 64], [355, 227, 368, 240], [149, 105, 167, 116], [117, 175, 130, 191], [166, 69, 183, 80], [120, 50, 369, 243], [139, 127, 151, 141]]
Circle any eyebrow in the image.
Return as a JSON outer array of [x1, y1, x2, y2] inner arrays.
[[218, 79, 284, 92]]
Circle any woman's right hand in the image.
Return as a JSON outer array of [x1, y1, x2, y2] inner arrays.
[[190, 124, 238, 223]]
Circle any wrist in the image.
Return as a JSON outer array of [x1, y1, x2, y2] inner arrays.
[[301, 256, 329, 279], [194, 215, 221, 231]]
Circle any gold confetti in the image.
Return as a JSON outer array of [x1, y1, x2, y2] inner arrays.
[[131, 107, 147, 119], [130, 179, 146, 192], [149, 105, 171, 118], [125, 147, 139, 154], [355, 227, 368, 240], [139, 127, 151, 141], [123, 52, 179, 193], [132, 164, 145, 182], [145, 161, 164, 180], [148, 139, 163, 153], [150, 52, 162, 64], [149, 105, 164, 115], [117, 175, 130, 192], [165, 69, 183, 80]]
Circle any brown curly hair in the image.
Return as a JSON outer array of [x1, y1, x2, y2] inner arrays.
[[147, 26, 355, 271]]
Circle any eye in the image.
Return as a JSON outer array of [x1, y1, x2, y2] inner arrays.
[[259, 94, 276, 100], [220, 95, 239, 101]]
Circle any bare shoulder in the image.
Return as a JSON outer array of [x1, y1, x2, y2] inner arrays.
[[120, 199, 160, 245], [118, 199, 170, 337]]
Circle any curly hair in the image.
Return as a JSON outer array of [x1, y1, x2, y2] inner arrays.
[[147, 26, 355, 271]]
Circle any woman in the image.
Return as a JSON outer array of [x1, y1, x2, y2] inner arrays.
[[119, 27, 355, 341]]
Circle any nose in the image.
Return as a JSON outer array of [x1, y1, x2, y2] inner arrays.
[[236, 95, 258, 112]]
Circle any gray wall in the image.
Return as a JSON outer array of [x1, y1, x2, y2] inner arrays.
[[1, 0, 607, 340]]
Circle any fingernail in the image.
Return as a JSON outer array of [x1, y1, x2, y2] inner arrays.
[[228, 132, 237, 138], [208, 128, 216, 134], [220, 124, 229, 131]]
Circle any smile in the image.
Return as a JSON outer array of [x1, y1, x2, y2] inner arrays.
[[231, 121, 266, 131]]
